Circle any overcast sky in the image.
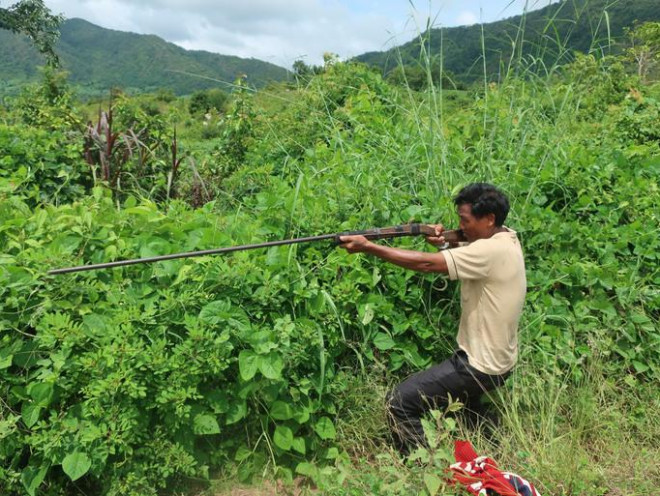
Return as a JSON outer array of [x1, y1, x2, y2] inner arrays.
[[41, 0, 559, 68]]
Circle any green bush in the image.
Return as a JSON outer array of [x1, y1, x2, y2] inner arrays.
[[188, 88, 229, 116], [0, 124, 89, 206]]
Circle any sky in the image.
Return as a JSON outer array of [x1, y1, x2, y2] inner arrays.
[[41, 0, 560, 69]]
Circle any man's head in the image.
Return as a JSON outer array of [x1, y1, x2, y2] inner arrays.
[[453, 183, 510, 241]]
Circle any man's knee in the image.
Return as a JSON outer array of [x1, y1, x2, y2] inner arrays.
[[385, 387, 406, 419]]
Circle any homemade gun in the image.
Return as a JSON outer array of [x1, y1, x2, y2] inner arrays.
[[47, 224, 465, 275]]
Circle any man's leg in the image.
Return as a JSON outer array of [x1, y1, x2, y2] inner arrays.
[[386, 350, 509, 454], [458, 352, 511, 429]]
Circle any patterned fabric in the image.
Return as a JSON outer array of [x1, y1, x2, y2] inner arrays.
[[449, 440, 542, 496]]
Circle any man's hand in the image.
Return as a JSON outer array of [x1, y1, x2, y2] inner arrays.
[[425, 224, 446, 248], [338, 235, 372, 254]]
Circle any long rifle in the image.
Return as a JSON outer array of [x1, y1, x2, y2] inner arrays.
[[47, 224, 465, 275]]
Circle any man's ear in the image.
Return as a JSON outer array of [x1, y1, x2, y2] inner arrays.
[[486, 213, 496, 227]]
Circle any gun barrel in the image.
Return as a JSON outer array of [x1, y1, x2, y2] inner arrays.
[[47, 233, 337, 275]]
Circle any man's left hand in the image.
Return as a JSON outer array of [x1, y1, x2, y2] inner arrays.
[[338, 235, 372, 254]]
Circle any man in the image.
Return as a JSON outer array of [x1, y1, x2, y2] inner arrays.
[[339, 183, 526, 454]]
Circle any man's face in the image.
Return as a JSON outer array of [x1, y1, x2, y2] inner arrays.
[[457, 204, 495, 242]]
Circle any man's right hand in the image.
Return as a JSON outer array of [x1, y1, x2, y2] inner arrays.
[[425, 224, 446, 248]]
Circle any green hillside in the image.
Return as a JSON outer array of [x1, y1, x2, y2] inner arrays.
[[0, 18, 289, 96], [356, 0, 659, 83]]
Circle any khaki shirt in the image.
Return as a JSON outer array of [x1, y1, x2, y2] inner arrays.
[[441, 229, 526, 375]]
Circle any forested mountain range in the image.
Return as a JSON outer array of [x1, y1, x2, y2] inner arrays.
[[1, 0, 658, 97], [356, 0, 659, 83], [0, 18, 290, 96]]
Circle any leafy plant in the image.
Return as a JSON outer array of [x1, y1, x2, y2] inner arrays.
[[83, 96, 186, 202]]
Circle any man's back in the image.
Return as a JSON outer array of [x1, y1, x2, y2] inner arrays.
[[443, 229, 526, 375]]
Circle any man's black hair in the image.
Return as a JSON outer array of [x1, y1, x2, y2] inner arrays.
[[453, 183, 510, 226]]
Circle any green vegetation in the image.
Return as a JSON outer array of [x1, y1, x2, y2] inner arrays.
[[1, 8, 659, 496]]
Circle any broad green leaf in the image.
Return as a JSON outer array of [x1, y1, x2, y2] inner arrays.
[[124, 195, 137, 208], [273, 425, 293, 451], [266, 246, 285, 267], [270, 401, 293, 420], [62, 452, 91, 481], [238, 350, 259, 381], [308, 291, 325, 313], [13, 341, 39, 368], [199, 300, 250, 331], [234, 445, 252, 462], [21, 464, 48, 496], [360, 303, 374, 325], [21, 404, 41, 428], [293, 406, 310, 424], [633, 361, 649, 374], [424, 473, 442, 496], [205, 390, 230, 414], [325, 447, 339, 459], [631, 312, 652, 324], [276, 466, 294, 484], [373, 332, 396, 350], [246, 330, 277, 354], [193, 414, 221, 435], [199, 300, 231, 325], [139, 237, 170, 258], [0, 352, 12, 369], [295, 462, 318, 479], [226, 401, 247, 425], [29, 383, 54, 407], [258, 353, 283, 380], [125, 204, 159, 216], [292, 437, 306, 455], [401, 204, 425, 222], [314, 417, 336, 440]]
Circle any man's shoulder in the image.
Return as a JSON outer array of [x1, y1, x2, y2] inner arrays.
[[466, 229, 517, 248], [485, 228, 521, 248]]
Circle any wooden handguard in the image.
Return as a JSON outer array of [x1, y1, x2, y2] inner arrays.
[[336, 224, 466, 244]]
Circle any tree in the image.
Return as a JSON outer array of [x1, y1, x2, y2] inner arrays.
[[189, 88, 229, 115], [292, 59, 323, 83], [626, 22, 660, 83], [0, 0, 63, 66]]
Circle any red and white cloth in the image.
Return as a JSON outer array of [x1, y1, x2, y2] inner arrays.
[[449, 440, 542, 496]]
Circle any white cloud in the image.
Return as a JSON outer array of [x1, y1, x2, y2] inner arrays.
[[455, 10, 479, 26], [42, 0, 561, 68], [44, 0, 399, 68]]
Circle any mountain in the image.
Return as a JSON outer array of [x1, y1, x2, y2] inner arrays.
[[356, 0, 660, 83], [0, 18, 289, 96]]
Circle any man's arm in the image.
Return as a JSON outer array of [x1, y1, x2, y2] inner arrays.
[[339, 235, 449, 274]]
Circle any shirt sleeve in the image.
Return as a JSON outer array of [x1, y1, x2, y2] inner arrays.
[[441, 239, 493, 281]]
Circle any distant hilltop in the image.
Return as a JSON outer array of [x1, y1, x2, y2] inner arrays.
[[0, 17, 290, 96], [355, 0, 660, 84]]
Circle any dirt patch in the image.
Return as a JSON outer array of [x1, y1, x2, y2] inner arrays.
[[212, 477, 310, 496]]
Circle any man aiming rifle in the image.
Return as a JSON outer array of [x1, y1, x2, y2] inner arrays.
[[339, 183, 526, 454]]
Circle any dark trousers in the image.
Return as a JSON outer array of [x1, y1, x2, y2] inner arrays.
[[386, 350, 510, 454]]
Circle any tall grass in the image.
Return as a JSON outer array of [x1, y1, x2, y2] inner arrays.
[[296, 354, 659, 496]]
